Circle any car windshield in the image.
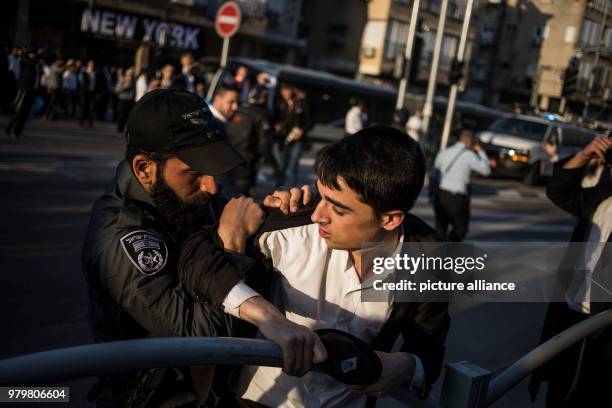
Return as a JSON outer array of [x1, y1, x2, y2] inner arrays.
[[489, 118, 549, 141]]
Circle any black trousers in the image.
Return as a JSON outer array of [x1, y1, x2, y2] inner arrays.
[[116, 99, 134, 133], [434, 189, 470, 242], [80, 92, 97, 127], [545, 306, 612, 408], [45, 89, 64, 120], [5, 89, 35, 137]]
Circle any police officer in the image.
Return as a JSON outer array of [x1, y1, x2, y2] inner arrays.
[[82, 89, 326, 407]]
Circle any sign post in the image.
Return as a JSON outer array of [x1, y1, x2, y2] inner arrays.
[[215, 2, 241, 68]]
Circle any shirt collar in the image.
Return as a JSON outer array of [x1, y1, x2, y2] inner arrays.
[[209, 105, 227, 123]]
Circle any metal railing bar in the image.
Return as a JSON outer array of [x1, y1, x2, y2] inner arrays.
[[0, 337, 283, 385], [486, 309, 612, 405]]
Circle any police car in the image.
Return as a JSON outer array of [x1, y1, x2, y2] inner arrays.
[[477, 114, 598, 185]]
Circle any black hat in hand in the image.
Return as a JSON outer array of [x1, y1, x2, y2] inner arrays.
[[315, 328, 382, 386]]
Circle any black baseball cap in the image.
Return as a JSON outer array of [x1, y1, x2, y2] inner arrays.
[[315, 328, 382, 385], [126, 89, 244, 176]]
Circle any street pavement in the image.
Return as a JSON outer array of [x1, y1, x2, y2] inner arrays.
[[0, 117, 573, 407]]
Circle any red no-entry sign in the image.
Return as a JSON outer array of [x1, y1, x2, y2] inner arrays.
[[215, 2, 241, 39]]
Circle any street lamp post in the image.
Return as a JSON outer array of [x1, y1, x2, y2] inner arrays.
[[395, 0, 422, 110], [422, 0, 450, 136], [440, 0, 475, 150]]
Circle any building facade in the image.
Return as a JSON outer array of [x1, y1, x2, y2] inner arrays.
[[357, 0, 477, 93], [471, 0, 612, 120], [3, 0, 305, 69], [299, 0, 369, 76]]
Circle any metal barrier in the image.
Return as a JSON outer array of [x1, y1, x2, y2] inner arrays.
[[1, 309, 611, 407], [439, 309, 612, 408], [486, 308, 612, 405], [0, 337, 283, 385]]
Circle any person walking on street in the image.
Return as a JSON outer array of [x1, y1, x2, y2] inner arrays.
[[274, 84, 309, 187], [115, 67, 136, 134], [97, 65, 113, 121], [62, 60, 79, 118], [5, 48, 42, 138], [172, 52, 196, 93], [344, 99, 367, 135], [159, 64, 175, 90], [44, 58, 65, 121], [433, 129, 491, 241], [406, 110, 424, 143], [79, 60, 98, 127]]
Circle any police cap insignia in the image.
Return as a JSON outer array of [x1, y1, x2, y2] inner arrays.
[[120, 230, 168, 276]]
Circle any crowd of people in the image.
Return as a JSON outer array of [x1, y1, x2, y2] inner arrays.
[[1, 47, 210, 138], [2, 45, 314, 198]]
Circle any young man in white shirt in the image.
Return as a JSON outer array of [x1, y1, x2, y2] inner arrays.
[[236, 126, 449, 408]]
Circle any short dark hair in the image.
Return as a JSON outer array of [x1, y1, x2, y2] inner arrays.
[[214, 85, 239, 99], [316, 126, 425, 216], [125, 145, 173, 168]]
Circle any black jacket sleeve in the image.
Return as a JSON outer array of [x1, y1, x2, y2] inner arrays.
[[546, 157, 591, 217], [88, 233, 233, 338], [178, 226, 256, 309], [400, 302, 450, 390]]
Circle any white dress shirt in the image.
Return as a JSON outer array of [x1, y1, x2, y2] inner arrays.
[[345, 106, 366, 135], [234, 223, 424, 408], [406, 115, 423, 142], [434, 142, 491, 195], [209, 105, 227, 123]]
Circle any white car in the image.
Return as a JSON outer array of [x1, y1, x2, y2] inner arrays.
[[477, 114, 597, 185]]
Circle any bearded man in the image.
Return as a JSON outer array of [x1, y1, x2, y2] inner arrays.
[[82, 89, 325, 407]]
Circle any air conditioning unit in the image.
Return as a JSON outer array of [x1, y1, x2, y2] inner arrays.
[[362, 47, 376, 58]]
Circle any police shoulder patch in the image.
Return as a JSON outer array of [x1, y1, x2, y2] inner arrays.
[[120, 230, 168, 277]]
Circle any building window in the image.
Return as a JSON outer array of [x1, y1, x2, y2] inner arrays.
[[361, 20, 386, 59], [384, 19, 409, 60], [420, 31, 458, 69], [532, 25, 547, 45], [440, 35, 458, 69], [606, 27, 612, 47], [565, 26, 576, 44], [589, 0, 610, 13], [580, 20, 602, 47]]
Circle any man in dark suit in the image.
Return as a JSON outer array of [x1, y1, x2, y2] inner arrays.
[[79, 60, 98, 128], [5, 48, 42, 138], [530, 135, 612, 407]]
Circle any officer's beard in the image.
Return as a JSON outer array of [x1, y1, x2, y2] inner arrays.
[[150, 173, 213, 239]]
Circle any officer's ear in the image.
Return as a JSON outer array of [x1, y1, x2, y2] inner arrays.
[[132, 154, 157, 192]]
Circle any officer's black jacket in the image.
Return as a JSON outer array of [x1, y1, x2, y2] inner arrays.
[[82, 161, 255, 342]]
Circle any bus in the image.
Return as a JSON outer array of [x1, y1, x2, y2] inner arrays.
[[203, 58, 506, 147]]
